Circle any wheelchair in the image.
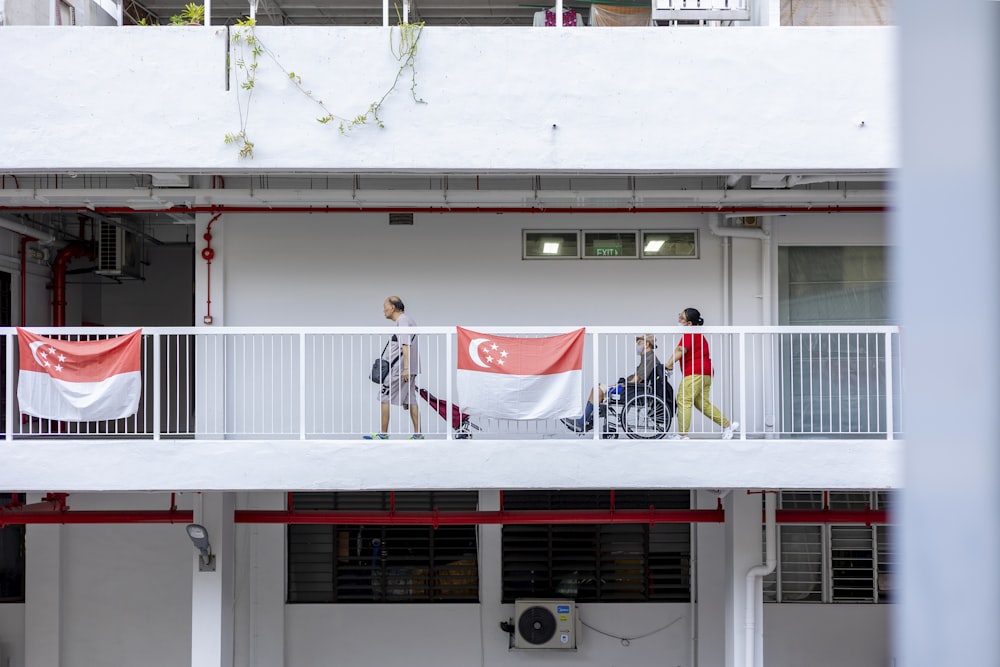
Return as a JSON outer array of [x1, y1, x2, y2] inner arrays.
[[598, 363, 675, 439]]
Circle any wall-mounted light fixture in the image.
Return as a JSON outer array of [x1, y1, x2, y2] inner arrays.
[[186, 524, 216, 572]]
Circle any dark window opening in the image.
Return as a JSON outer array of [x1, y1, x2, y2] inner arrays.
[[0, 492, 25, 603], [501, 490, 691, 603], [287, 491, 479, 603]]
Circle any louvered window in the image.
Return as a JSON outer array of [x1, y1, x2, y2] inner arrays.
[[763, 490, 894, 604], [501, 490, 691, 603], [287, 491, 479, 603], [0, 493, 25, 603]]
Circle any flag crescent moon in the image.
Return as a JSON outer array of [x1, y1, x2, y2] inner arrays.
[[29, 341, 46, 367], [468, 338, 491, 368]]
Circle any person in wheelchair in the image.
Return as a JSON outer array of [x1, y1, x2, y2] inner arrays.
[[561, 334, 661, 433]]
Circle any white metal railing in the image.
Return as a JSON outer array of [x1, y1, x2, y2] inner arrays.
[[1, 326, 902, 441]]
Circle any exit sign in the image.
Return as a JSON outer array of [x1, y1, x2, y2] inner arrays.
[[594, 244, 621, 256]]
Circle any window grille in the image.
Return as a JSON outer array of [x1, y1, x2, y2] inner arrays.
[[0, 493, 25, 603], [501, 490, 691, 603], [287, 491, 479, 603], [763, 490, 895, 604]]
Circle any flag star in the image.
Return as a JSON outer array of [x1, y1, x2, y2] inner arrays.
[[47, 346, 56, 355], [57, 354, 66, 362], [500, 350, 509, 358], [490, 343, 499, 351], [485, 355, 494, 364], [40, 350, 48, 358], [497, 359, 505, 365], [54, 364, 63, 372], [43, 360, 50, 367]]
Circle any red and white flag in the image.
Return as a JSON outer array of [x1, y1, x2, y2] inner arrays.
[[456, 327, 584, 420], [17, 328, 142, 421]]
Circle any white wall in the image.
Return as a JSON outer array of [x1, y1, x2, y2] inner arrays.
[[0, 604, 24, 667], [764, 604, 893, 666], [55, 494, 193, 667], [219, 211, 732, 327], [0, 26, 895, 172]]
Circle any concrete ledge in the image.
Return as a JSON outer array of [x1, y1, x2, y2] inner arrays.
[[1, 438, 902, 491]]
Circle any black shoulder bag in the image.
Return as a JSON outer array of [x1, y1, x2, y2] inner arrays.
[[370, 335, 400, 384]]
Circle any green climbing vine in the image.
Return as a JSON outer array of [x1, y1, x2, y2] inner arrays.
[[225, 7, 425, 159], [225, 17, 260, 159]]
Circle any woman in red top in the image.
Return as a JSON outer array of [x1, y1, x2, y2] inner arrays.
[[665, 308, 738, 440]]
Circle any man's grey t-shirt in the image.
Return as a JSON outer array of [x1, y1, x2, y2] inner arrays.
[[388, 312, 419, 374]]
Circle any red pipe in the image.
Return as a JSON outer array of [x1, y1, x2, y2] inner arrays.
[[0, 510, 192, 526], [0, 205, 889, 216], [201, 213, 221, 325], [233, 508, 726, 526], [52, 241, 96, 326], [0, 507, 891, 527]]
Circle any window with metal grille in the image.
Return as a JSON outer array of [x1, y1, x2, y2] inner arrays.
[[763, 490, 894, 604], [501, 490, 691, 603], [0, 493, 25, 603], [287, 491, 479, 603]]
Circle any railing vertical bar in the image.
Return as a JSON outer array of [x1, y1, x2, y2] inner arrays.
[[884, 331, 894, 440], [592, 331, 600, 441], [299, 333, 306, 440], [6, 332, 13, 441], [446, 331, 453, 440], [738, 331, 746, 440], [152, 332, 161, 440]]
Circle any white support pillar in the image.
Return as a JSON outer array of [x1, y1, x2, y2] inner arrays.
[[896, 2, 1000, 667], [236, 492, 285, 667], [478, 490, 505, 660], [722, 489, 761, 667], [24, 516, 61, 667], [694, 490, 727, 667], [191, 492, 236, 667]]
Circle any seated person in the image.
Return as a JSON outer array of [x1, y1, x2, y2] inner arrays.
[[561, 334, 661, 432]]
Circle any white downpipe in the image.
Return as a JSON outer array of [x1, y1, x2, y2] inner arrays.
[[744, 492, 776, 667]]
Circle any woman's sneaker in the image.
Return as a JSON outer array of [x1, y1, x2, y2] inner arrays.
[[722, 422, 740, 440], [363, 433, 389, 440]]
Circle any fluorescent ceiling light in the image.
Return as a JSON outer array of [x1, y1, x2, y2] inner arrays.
[[644, 240, 665, 252], [542, 242, 561, 254]]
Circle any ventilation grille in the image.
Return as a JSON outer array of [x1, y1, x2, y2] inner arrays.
[[389, 213, 414, 225]]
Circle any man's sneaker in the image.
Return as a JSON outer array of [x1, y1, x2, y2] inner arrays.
[[722, 422, 740, 440], [408, 434, 425, 440], [667, 433, 690, 440], [363, 433, 389, 440]]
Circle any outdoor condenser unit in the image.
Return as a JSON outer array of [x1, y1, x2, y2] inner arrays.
[[96, 219, 143, 279], [513, 599, 578, 650]]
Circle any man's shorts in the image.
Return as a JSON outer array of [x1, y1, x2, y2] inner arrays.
[[380, 375, 417, 407]]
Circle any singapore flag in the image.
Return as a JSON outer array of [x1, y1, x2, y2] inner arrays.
[[17, 328, 142, 421], [456, 327, 584, 420]]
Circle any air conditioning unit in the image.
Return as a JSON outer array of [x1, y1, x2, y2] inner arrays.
[[96, 219, 143, 279], [513, 599, 577, 650]]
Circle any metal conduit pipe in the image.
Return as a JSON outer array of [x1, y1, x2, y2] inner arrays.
[[0, 205, 888, 216], [745, 492, 776, 667], [0, 214, 56, 244]]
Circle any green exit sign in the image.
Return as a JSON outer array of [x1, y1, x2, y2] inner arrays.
[[594, 244, 622, 256]]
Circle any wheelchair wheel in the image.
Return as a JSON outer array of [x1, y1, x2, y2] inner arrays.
[[620, 393, 671, 439]]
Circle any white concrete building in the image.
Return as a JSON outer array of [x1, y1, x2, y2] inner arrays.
[[0, 2, 935, 666]]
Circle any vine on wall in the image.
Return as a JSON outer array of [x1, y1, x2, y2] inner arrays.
[[225, 10, 425, 159]]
